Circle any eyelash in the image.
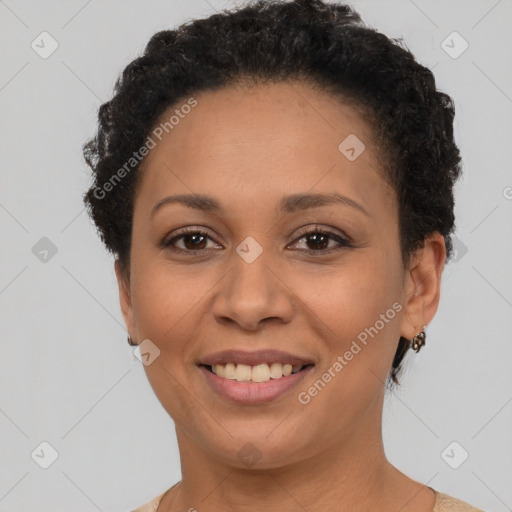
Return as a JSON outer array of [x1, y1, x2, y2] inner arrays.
[[162, 225, 352, 256]]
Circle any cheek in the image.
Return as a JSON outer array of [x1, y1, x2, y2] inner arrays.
[[131, 262, 208, 340], [298, 255, 400, 340], [290, 258, 402, 428], [130, 264, 209, 423], [297, 251, 403, 393]]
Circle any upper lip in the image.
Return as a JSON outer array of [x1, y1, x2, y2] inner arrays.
[[198, 349, 315, 367]]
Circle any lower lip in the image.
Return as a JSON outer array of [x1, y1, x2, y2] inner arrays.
[[199, 365, 314, 404]]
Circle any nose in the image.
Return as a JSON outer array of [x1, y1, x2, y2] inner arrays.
[[211, 249, 295, 331]]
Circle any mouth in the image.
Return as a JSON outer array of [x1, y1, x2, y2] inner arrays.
[[199, 362, 314, 382], [197, 349, 316, 404]]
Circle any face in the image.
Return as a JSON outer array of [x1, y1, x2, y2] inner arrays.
[[116, 81, 443, 470]]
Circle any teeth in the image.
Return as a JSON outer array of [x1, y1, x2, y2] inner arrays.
[[213, 364, 225, 378], [224, 363, 237, 380], [269, 362, 282, 379], [252, 363, 270, 382], [208, 362, 306, 382], [235, 364, 252, 381]]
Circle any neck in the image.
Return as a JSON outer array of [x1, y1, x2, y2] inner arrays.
[[160, 392, 409, 512]]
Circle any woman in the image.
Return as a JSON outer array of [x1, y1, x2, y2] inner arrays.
[[82, 0, 483, 510]]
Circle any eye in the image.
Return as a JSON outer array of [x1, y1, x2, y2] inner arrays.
[[162, 227, 221, 254], [161, 225, 352, 255], [288, 226, 352, 254]]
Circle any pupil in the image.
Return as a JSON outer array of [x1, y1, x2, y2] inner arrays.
[[308, 233, 327, 250], [185, 234, 206, 250]]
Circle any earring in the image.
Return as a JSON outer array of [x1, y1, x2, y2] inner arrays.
[[411, 325, 427, 352], [127, 335, 137, 346]]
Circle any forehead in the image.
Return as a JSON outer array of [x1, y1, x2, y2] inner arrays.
[[135, 81, 393, 218]]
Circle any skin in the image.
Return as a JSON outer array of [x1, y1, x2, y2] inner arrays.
[[115, 81, 446, 512]]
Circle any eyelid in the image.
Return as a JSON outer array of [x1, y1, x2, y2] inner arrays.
[[292, 224, 351, 242], [162, 224, 352, 254], [288, 226, 352, 254], [163, 226, 219, 249]]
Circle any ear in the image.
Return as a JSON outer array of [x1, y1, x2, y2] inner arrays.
[[114, 259, 137, 344], [400, 232, 446, 341]]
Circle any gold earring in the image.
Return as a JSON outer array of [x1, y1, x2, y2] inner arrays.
[[411, 325, 427, 352]]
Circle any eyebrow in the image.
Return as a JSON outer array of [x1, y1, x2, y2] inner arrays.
[[151, 192, 370, 218]]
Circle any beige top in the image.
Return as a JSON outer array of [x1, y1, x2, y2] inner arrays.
[[131, 485, 485, 512]]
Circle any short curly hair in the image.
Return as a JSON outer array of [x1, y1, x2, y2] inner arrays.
[[82, 0, 462, 387]]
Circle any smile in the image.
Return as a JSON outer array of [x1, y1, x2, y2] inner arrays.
[[204, 362, 313, 382], [197, 348, 316, 404]]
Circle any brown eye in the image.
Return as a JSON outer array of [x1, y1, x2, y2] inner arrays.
[[162, 226, 351, 256], [163, 228, 221, 253], [289, 227, 351, 254]]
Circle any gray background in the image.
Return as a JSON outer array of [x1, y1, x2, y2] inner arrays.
[[0, 0, 511, 510]]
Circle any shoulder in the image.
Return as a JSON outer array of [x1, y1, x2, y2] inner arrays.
[[129, 486, 486, 512], [130, 491, 167, 512], [433, 490, 486, 512], [131, 482, 179, 512]]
